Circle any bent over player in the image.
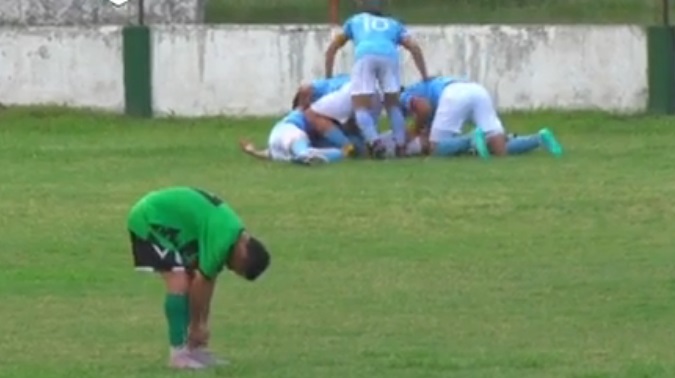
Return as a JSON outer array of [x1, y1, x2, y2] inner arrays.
[[402, 76, 563, 159], [292, 73, 350, 109], [325, 0, 428, 157], [127, 187, 271, 369]]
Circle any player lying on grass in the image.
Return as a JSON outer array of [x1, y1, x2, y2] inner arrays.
[[239, 108, 354, 165], [401, 76, 564, 159], [127, 187, 271, 369], [292, 73, 350, 109], [325, 0, 429, 158]]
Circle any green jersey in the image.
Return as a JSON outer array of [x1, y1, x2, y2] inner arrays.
[[127, 187, 244, 279]]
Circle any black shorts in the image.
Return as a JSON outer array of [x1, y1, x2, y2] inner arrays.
[[129, 231, 185, 272]]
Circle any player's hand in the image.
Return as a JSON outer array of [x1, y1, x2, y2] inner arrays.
[[239, 139, 254, 152], [188, 324, 210, 348]]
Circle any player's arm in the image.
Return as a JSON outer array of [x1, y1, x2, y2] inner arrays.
[[400, 35, 429, 81], [325, 32, 349, 78], [239, 139, 270, 160], [408, 97, 432, 154], [293, 84, 314, 109], [187, 270, 215, 347]]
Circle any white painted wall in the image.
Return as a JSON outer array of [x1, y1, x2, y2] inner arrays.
[[152, 24, 648, 117], [0, 25, 647, 116], [0, 26, 124, 111]]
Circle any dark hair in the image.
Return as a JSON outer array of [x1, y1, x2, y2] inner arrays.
[[292, 92, 300, 109], [243, 236, 270, 280]]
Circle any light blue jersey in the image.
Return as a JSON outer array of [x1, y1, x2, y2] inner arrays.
[[278, 109, 310, 132], [343, 12, 408, 60], [310, 74, 350, 102], [401, 76, 466, 114]]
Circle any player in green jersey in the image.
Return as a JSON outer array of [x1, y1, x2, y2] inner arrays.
[[127, 187, 271, 369]]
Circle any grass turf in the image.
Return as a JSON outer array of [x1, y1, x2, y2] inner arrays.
[[1, 107, 674, 377], [205, 0, 671, 25]]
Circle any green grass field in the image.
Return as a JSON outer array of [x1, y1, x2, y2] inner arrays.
[[205, 0, 671, 24], [1, 108, 675, 378]]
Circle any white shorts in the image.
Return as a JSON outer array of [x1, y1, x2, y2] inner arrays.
[[379, 131, 424, 158], [429, 82, 505, 143], [310, 82, 383, 125], [267, 122, 308, 162], [351, 55, 400, 95]]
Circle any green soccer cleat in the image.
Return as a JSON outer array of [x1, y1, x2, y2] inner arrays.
[[538, 128, 563, 157], [472, 128, 490, 160]]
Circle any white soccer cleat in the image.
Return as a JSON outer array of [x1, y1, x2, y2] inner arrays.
[[169, 347, 208, 369]]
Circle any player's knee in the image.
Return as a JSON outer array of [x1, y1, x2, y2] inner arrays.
[[161, 271, 191, 294], [352, 94, 373, 108], [383, 93, 400, 108]]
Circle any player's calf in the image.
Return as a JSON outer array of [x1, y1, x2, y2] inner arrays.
[[304, 109, 356, 157]]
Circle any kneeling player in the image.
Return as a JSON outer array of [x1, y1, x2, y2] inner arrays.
[[240, 109, 349, 165], [127, 187, 271, 369], [402, 76, 563, 159]]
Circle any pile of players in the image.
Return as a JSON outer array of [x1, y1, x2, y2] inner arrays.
[[240, 0, 563, 165]]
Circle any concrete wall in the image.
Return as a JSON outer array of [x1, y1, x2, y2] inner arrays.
[[0, 27, 124, 111], [0, 25, 647, 115], [0, 0, 204, 25], [152, 24, 648, 117]]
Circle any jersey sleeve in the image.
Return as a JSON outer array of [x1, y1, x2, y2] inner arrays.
[[198, 206, 244, 279], [400, 89, 414, 111], [396, 22, 410, 44], [342, 17, 354, 39], [311, 79, 329, 100]]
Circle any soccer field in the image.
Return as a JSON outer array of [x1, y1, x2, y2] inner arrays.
[[1, 108, 674, 378]]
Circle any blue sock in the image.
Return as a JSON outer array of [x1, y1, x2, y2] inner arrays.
[[348, 134, 367, 157], [507, 134, 540, 155], [323, 126, 351, 148], [316, 148, 344, 163], [387, 106, 406, 145], [355, 108, 378, 143], [290, 139, 310, 158], [433, 136, 472, 156]]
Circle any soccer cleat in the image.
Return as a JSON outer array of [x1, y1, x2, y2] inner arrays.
[[538, 128, 563, 157], [169, 347, 208, 369], [190, 347, 230, 367], [342, 144, 356, 158], [472, 128, 490, 159], [368, 140, 387, 160]]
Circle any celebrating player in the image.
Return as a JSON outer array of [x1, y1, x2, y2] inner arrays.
[[324, 0, 429, 158], [240, 108, 352, 165], [127, 187, 271, 369], [401, 76, 564, 158], [292, 73, 350, 109]]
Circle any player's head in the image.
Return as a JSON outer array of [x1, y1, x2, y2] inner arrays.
[[355, 0, 384, 14], [228, 231, 270, 281]]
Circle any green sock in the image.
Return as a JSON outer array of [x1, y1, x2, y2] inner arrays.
[[164, 293, 189, 348]]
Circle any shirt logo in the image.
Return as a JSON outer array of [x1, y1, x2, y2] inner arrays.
[[152, 244, 170, 260]]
